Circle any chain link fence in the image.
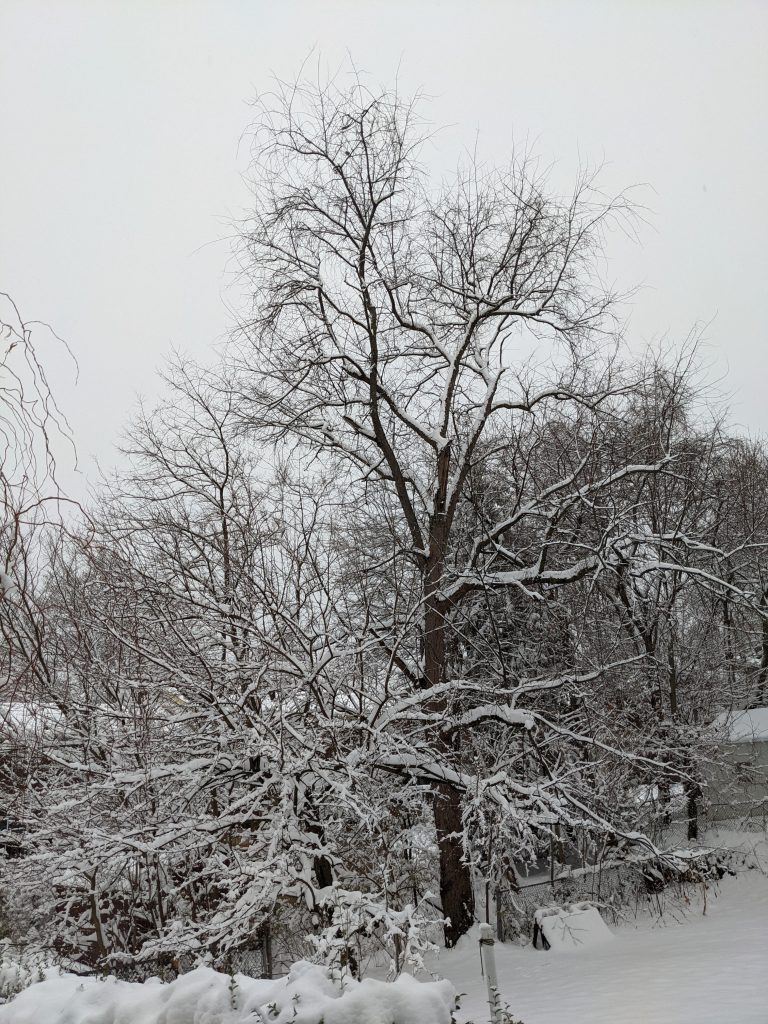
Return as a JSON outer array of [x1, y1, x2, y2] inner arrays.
[[495, 812, 766, 942], [648, 804, 767, 850], [0, 926, 275, 988], [495, 861, 643, 941], [102, 936, 273, 983]]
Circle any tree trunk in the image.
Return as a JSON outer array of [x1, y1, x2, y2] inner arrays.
[[433, 780, 475, 946], [423, 517, 475, 946], [754, 590, 768, 706], [685, 780, 700, 841], [260, 922, 274, 979]]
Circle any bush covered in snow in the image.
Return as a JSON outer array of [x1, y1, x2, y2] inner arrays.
[[0, 960, 457, 1024], [0, 949, 52, 1005]]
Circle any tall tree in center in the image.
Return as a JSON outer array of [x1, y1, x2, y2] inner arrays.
[[235, 73, 666, 945]]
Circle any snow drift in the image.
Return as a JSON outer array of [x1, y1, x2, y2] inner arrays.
[[0, 960, 456, 1024]]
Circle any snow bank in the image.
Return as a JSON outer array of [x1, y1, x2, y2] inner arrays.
[[534, 902, 614, 951], [0, 960, 456, 1024]]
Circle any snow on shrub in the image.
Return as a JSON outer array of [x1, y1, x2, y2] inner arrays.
[[0, 960, 457, 1024], [0, 951, 54, 1004]]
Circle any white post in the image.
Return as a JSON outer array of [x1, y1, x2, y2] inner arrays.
[[478, 923, 504, 1024]]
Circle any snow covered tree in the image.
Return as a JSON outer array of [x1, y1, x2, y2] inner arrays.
[[1, 361, 443, 973], [232, 72, 690, 944], [0, 294, 73, 690], [5, 81, 766, 969]]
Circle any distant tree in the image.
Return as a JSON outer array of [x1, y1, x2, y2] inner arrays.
[[0, 293, 72, 584], [0, 293, 74, 740]]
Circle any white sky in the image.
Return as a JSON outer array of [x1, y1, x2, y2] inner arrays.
[[2, 1, 767, 495]]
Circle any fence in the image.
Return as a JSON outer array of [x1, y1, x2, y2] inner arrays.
[[495, 860, 644, 941], [647, 805, 768, 851], [0, 926, 274, 988], [104, 932, 273, 983], [495, 811, 766, 942], [99, 946, 270, 984]]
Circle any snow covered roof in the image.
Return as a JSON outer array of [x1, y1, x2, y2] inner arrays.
[[711, 707, 768, 743]]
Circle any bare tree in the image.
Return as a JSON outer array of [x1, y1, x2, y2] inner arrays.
[[233, 72, 676, 944], [1, 294, 74, 743]]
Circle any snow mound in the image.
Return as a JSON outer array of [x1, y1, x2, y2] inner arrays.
[[712, 707, 768, 742], [0, 961, 456, 1024], [534, 902, 614, 951]]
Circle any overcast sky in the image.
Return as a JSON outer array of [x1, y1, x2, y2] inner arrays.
[[2, 1, 767, 495]]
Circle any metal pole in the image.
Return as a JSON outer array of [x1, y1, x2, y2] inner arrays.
[[478, 923, 504, 1024]]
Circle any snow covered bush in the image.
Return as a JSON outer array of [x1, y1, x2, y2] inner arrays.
[[0, 950, 50, 1005], [0, 961, 457, 1024]]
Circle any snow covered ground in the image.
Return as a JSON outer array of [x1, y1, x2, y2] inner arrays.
[[440, 869, 768, 1024], [2, 849, 765, 1024]]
